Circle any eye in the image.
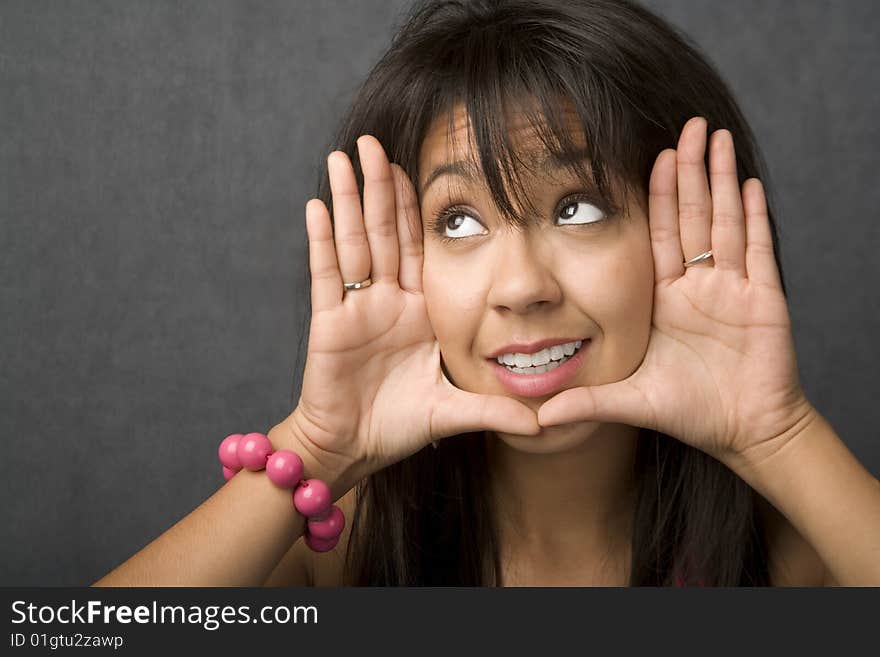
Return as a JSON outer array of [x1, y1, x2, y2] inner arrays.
[[428, 192, 611, 244], [429, 207, 487, 242], [556, 195, 607, 226]]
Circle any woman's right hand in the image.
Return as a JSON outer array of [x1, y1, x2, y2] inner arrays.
[[273, 135, 540, 491]]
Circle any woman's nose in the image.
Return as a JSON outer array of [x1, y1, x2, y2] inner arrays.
[[485, 230, 561, 314]]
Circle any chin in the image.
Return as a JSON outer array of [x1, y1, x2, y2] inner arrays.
[[491, 419, 603, 455]]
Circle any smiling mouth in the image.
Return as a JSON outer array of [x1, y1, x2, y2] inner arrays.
[[486, 339, 591, 399]]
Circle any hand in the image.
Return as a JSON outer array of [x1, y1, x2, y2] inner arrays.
[[274, 135, 540, 490], [536, 117, 816, 469]]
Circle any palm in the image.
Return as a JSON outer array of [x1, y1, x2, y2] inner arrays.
[[620, 269, 802, 458], [301, 281, 440, 462], [538, 118, 812, 465]]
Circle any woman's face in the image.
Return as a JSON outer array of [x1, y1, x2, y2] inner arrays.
[[417, 105, 655, 454]]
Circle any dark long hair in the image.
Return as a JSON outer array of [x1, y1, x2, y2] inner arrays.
[[299, 0, 781, 585]]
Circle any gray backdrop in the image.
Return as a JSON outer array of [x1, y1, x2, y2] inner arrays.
[[1, 1, 878, 586]]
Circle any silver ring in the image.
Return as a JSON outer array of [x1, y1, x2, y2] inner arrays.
[[683, 250, 713, 268], [343, 277, 372, 291]]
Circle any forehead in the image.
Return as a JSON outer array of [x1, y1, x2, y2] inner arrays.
[[417, 102, 587, 187]]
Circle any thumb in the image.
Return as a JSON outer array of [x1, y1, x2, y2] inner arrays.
[[431, 386, 541, 439], [537, 379, 654, 429]]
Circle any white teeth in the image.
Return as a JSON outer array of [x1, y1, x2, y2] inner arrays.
[[507, 359, 565, 375], [496, 339, 584, 367], [531, 350, 551, 366]]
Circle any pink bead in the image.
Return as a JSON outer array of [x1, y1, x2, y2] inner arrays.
[[265, 449, 304, 489], [218, 433, 244, 470], [307, 505, 345, 540], [292, 478, 332, 517], [304, 533, 339, 553], [222, 466, 238, 481], [237, 432, 274, 471]]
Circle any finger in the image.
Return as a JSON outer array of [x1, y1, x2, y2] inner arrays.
[[648, 148, 685, 285], [676, 117, 713, 266], [708, 129, 747, 276], [357, 135, 399, 284], [305, 199, 344, 312], [536, 381, 653, 430], [433, 387, 541, 438], [743, 178, 782, 289], [390, 163, 424, 293], [327, 151, 371, 286]]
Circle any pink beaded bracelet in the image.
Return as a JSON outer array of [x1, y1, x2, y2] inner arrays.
[[218, 432, 345, 553]]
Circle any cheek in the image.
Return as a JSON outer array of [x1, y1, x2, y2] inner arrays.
[[422, 251, 489, 391], [560, 223, 653, 310], [422, 248, 484, 350], [581, 233, 654, 373], [597, 257, 653, 335]]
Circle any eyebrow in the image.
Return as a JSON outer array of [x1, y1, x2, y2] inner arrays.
[[419, 146, 593, 197]]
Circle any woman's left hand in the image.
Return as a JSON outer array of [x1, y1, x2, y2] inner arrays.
[[537, 116, 817, 470]]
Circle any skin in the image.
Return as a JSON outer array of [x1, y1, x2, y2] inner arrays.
[[417, 105, 654, 582]]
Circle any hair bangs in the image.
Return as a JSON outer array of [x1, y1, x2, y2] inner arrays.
[[406, 14, 644, 230]]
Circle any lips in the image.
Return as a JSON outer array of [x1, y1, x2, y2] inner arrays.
[[487, 339, 590, 398]]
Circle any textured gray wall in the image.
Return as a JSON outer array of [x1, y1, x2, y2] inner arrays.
[[1, 1, 877, 585]]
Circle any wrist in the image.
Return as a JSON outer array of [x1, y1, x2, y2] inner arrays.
[[722, 399, 823, 483], [267, 408, 363, 503]]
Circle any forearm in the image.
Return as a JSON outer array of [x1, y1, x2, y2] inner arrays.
[[92, 415, 354, 587], [92, 468, 308, 587], [730, 408, 880, 586]]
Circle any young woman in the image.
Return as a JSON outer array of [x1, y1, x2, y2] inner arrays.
[[94, 0, 880, 587]]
